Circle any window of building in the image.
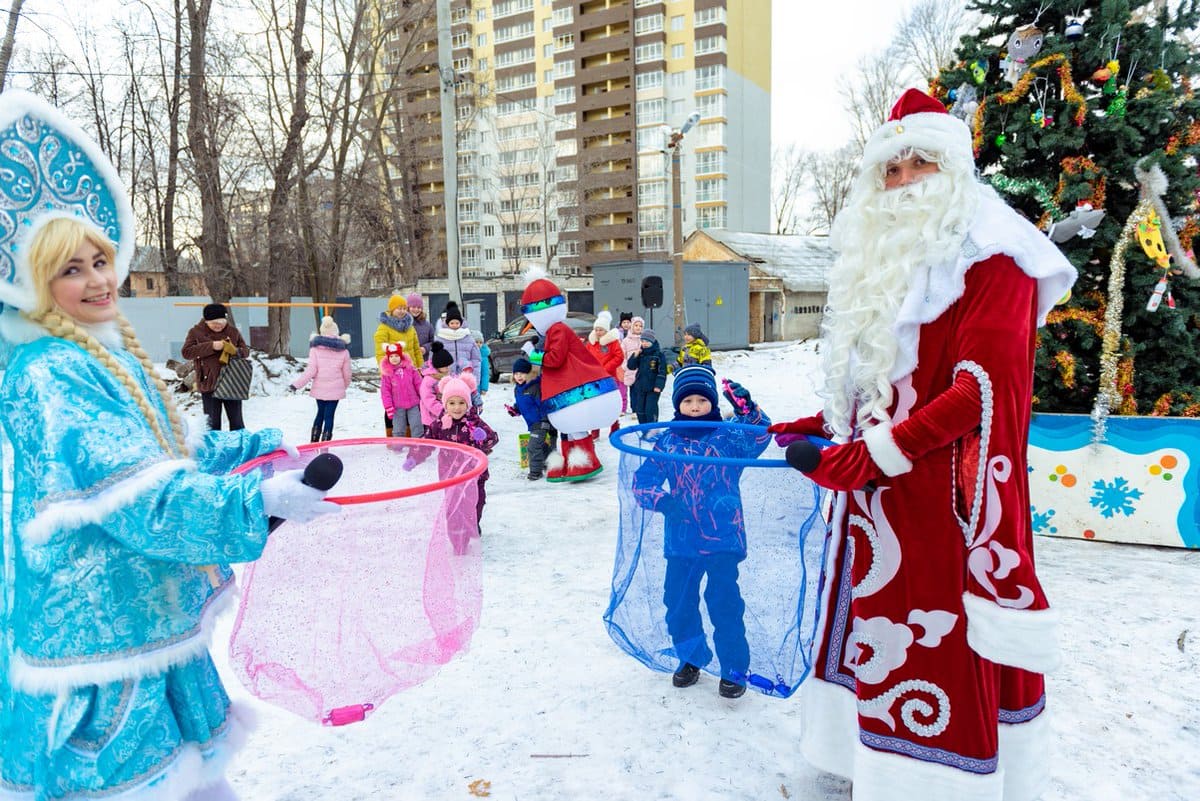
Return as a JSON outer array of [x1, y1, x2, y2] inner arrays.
[[671, 43, 685, 59], [635, 13, 664, 35], [695, 150, 725, 174], [696, 178, 725, 202], [483, 224, 496, 237], [638, 152, 665, 178], [671, 15, 684, 31], [638, 180, 666, 205], [555, 33, 574, 51], [695, 64, 724, 91], [635, 97, 664, 124], [694, 122, 725, 147], [553, 6, 573, 25], [477, 57, 489, 71], [494, 0, 534, 19], [554, 85, 576, 105], [544, 43, 553, 58], [639, 207, 667, 230], [639, 233, 667, 251], [496, 47, 535, 67], [495, 21, 534, 43], [695, 36, 725, 55], [453, 31, 470, 48], [634, 42, 664, 63], [694, 6, 726, 27], [696, 205, 726, 229], [670, 71, 686, 88], [554, 59, 574, 78], [543, 17, 552, 31], [635, 69, 664, 90], [477, 8, 487, 21], [697, 92, 725, 118], [476, 33, 488, 47]]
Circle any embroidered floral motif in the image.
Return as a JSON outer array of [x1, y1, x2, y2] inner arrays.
[[858, 679, 951, 738]]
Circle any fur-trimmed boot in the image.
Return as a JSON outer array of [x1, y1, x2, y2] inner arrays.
[[563, 434, 602, 482], [310, 426, 322, 443], [545, 437, 570, 482]]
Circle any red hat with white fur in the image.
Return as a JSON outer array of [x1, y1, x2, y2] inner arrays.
[[860, 88, 973, 175]]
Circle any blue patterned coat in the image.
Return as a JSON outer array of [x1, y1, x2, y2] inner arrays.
[[631, 407, 771, 559], [0, 336, 281, 800]]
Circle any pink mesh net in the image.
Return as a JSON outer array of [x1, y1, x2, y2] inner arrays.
[[230, 438, 487, 725]]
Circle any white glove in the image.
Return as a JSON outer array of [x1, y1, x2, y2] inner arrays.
[[260, 469, 339, 524], [280, 440, 301, 459]]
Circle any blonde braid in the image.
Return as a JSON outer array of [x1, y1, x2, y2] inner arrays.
[[30, 310, 181, 457], [117, 313, 189, 456]]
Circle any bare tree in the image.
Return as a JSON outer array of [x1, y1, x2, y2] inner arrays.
[[0, 0, 26, 89], [806, 145, 857, 235], [771, 143, 808, 235], [893, 0, 971, 85], [837, 48, 909, 153], [186, 0, 237, 301]]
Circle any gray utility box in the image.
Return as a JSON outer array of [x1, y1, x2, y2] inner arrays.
[[591, 260, 749, 349]]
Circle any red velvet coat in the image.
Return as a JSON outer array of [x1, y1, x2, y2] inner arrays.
[[795, 194, 1076, 801]]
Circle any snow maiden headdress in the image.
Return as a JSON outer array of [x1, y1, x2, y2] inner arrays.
[[0, 89, 135, 345], [0, 90, 187, 457]]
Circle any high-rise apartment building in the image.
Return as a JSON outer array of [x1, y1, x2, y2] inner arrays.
[[374, 0, 771, 278]]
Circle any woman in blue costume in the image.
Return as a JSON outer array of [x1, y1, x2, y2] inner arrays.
[[0, 92, 337, 801]]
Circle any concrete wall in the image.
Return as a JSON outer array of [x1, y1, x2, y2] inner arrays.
[[591, 260, 749, 349]]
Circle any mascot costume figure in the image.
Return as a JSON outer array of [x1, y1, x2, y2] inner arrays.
[[520, 273, 621, 481]]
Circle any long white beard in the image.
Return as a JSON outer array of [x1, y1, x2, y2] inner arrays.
[[821, 171, 980, 438]]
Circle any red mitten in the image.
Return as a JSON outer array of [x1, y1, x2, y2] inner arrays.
[[802, 439, 882, 492], [768, 412, 827, 447]]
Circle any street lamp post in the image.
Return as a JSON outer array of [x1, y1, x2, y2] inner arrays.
[[667, 111, 700, 348], [435, 0, 462, 307]]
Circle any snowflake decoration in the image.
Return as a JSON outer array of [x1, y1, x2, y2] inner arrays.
[[1089, 477, 1143, 518], [1030, 505, 1058, 534]]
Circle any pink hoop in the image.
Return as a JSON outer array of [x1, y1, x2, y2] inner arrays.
[[235, 437, 488, 505]]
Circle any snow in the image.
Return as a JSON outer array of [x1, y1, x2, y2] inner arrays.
[[22, 343, 1200, 799]]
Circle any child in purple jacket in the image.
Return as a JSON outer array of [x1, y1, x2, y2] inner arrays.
[[380, 342, 423, 437], [423, 371, 498, 544]]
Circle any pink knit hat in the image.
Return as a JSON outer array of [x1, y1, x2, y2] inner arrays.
[[406, 293, 424, 312], [438, 370, 477, 426]]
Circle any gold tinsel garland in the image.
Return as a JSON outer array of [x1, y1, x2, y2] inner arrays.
[[1152, 392, 1200, 417], [1046, 305, 1106, 336], [1051, 350, 1077, 388], [973, 53, 1088, 156], [1093, 200, 1152, 438]]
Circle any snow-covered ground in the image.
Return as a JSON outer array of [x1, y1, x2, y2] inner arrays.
[[91, 344, 1200, 798]]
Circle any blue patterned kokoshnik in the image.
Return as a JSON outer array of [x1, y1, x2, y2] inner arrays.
[[542, 376, 619, 413], [0, 90, 133, 313]]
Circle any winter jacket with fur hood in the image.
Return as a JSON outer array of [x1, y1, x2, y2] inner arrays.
[[291, 335, 352, 401], [380, 353, 423, 415], [373, 312, 424, 367], [585, 327, 624, 378]]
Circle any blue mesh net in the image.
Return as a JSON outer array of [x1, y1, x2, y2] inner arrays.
[[605, 421, 830, 698]]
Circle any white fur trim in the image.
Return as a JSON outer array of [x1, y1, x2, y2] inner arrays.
[[799, 675, 859, 780], [998, 711, 1051, 801], [566, 443, 594, 468], [9, 580, 236, 693], [963, 592, 1060, 673], [861, 112, 974, 175], [888, 192, 1077, 385], [546, 450, 565, 472], [184, 415, 210, 455], [0, 306, 46, 345], [599, 328, 621, 346], [862, 421, 913, 477], [851, 740, 1003, 801], [21, 458, 196, 546], [119, 702, 253, 801]]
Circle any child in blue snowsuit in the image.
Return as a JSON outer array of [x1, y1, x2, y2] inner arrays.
[[505, 356, 558, 480], [627, 327, 667, 424], [631, 365, 771, 699]]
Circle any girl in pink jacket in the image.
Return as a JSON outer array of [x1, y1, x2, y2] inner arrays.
[[380, 342, 424, 437], [419, 342, 455, 426], [291, 316, 353, 441]]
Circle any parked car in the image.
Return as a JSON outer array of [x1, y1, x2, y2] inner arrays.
[[486, 311, 596, 382]]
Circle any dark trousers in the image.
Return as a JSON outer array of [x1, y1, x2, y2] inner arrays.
[[201, 392, 245, 431], [526, 420, 557, 476], [632, 389, 661, 425], [663, 553, 749, 680], [312, 399, 339, 434]]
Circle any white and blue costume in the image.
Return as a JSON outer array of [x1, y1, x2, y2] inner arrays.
[[0, 90, 281, 800]]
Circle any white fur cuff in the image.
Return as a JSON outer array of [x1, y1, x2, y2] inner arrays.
[[963, 592, 1060, 674], [852, 741, 1003, 801], [998, 712, 1052, 801], [862, 421, 914, 477]]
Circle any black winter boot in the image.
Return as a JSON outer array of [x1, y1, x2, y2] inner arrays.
[[321, 429, 333, 442], [672, 663, 701, 688], [310, 426, 321, 443], [718, 679, 746, 699]]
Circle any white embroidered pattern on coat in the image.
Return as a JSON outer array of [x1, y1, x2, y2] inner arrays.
[[950, 359, 993, 545], [858, 679, 951, 738]]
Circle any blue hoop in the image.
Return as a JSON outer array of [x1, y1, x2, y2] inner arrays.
[[610, 421, 832, 467]]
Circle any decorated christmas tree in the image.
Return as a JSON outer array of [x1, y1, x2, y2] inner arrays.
[[934, 0, 1200, 417]]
